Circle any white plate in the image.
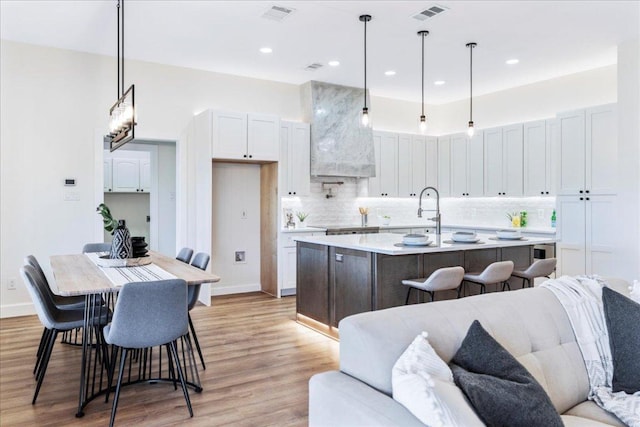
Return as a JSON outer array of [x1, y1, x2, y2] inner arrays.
[[451, 237, 480, 243], [402, 240, 432, 246], [496, 235, 523, 240]]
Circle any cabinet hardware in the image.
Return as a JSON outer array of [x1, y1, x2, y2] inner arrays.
[[580, 197, 584, 200], [585, 190, 590, 194], [586, 197, 590, 201], [243, 154, 247, 158], [579, 190, 583, 194], [249, 155, 253, 159]]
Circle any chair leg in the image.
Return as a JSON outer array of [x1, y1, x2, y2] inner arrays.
[[169, 340, 193, 418], [502, 281, 511, 291], [456, 284, 463, 299], [34, 328, 50, 375], [427, 291, 434, 302], [109, 348, 128, 427], [33, 329, 57, 404], [404, 287, 412, 305], [188, 314, 206, 370]]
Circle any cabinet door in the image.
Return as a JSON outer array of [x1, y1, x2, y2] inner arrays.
[[104, 158, 113, 192], [484, 127, 503, 196], [379, 133, 398, 197], [369, 132, 383, 196], [523, 120, 548, 196], [282, 246, 298, 292], [585, 195, 616, 276], [437, 136, 451, 197], [112, 158, 139, 192], [425, 137, 438, 188], [248, 113, 280, 161], [411, 136, 427, 197], [397, 134, 413, 197], [503, 124, 523, 196], [289, 123, 311, 197], [586, 104, 617, 195], [557, 110, 586, 195], [556, 196, 586, 276], [212, 111, 247, 160], [279, 123, 291, 196], [450, 133, 468, 197], [139, 159, 151, 192], [467, 131, 484, 196]]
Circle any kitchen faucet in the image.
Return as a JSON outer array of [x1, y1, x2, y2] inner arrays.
[[417, 186, 441, 235]]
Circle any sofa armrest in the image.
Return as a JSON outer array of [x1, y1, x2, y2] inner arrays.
[[309, 371, 424, 427]]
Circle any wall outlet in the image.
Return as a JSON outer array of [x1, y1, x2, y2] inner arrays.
[[7, 278, 17, 291], [235, 251, 246, 263], [538, 209, 544, 219]]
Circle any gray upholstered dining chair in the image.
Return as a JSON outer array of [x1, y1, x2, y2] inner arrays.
[[176, 247, 194, 264], [104, 279, 193, 427], [402, 266, 465, 304], [82, 242, 112, 253], [188, 252, 210, 370], [20, 265, 110, 405], [463, 260, 515, 294], [24, 255, 86, 373]]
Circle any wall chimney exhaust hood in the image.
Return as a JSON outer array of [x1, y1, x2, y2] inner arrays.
[[301, 81, 375, 178]]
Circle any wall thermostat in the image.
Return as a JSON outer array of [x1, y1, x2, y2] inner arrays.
[[64, 178, 76, 186]]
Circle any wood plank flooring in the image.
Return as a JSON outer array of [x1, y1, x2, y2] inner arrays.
[[0, 293, 339, 426]]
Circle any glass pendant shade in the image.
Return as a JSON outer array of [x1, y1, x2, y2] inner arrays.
[[361, 107, 370, 128], [467, 121, 475, 137], [419, 115, 427, 134]]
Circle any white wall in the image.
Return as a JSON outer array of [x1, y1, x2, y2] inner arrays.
[[211, 163, 261, 294], [156, 143, 177, 256]]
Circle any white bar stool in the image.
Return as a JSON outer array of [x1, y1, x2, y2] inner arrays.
[[463, 260, 514, 294], [402, 266, 465, 304], [511, 258, 557, 288]]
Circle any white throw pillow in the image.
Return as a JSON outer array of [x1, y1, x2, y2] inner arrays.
[[392, 332, 484, 427]]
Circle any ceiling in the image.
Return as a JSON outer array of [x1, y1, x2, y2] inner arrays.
[[1, 1, 638, 104]]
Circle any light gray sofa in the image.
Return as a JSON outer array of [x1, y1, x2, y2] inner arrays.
[[309, 278, 630, 426]]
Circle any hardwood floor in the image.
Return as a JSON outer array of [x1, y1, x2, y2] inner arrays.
[[0, 293, 339, 426]]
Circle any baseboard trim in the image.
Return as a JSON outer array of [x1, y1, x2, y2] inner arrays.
[[1, 302, 36, 319], [211, 283, 261, 296]]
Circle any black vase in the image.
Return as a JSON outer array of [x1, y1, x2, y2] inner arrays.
[[110, 220, 132, 259]]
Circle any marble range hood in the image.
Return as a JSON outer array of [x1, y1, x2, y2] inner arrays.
[[301, 81, 375, 178]]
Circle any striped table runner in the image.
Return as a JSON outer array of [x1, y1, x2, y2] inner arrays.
[[85, 252, 177, 287]]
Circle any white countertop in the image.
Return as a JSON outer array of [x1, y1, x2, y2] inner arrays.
[[294, 232, 556, 256], [283, 223, 556, 235]]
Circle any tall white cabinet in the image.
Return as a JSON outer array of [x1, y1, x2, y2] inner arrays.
[[484, 124, 523, 197], [279, 121, 310, 197], [437, 136, 451, 197], [523, 119, 555, 196], [398, 134, 427, 197], [450, 132, 484, 197], [369, 131, 398, 197], [556, 104, 617, 276]]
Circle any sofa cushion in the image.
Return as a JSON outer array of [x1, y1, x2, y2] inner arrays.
[[450, 320, 563, 427], [602, 286, 640, 394], [561, 415, 619, 427], [391, 332, 484, 427], [338, 286, 591, 413], [565, 401, 626, 426]]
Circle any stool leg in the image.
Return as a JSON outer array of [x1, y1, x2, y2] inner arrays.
[[404, 287, 412, 305], [427, 291, 434, 302]]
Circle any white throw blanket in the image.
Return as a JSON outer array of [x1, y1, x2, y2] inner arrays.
[[541, 276, 640, 427]]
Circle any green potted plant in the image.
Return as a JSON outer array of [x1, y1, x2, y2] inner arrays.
[[296, 211, 309, 223], [97, 203, 132, 259]]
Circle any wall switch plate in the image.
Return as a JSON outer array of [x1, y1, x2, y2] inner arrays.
[[7, 278, 17, 291], [63, 191, 80, 201], [235, 251, 246, 263]]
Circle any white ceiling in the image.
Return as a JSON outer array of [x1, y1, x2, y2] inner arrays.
[[1, 1, 638, 104]]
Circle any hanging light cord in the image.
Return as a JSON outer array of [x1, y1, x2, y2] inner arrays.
[[421, 33, 425, 116], [121, 0, 124, 97], [116, 0, 120, 99], [363, 17, 367, 109], [469, 43, 474, 122]]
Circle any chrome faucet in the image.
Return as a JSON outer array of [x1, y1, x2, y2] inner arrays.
[[417, 186, 441, 235]]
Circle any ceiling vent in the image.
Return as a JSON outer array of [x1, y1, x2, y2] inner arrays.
[[411, 4, 448, 21], [262, 5, 296, 22], [305, 63, 324, 72]]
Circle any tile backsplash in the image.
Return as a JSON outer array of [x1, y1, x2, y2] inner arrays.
[[282, 177, 556, 229]]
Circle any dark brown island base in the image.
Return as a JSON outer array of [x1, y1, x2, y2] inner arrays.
[[294, 232, 556, 338]]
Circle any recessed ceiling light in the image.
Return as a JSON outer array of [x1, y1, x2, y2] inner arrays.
[[384, 70, 396, 76], [506, 58, 519, 65], [260, 47, 273, 54], [434, 80, 445, 85], [328, 60, 340, 67]]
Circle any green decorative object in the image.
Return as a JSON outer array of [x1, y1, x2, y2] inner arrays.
[[97, 203, 118, 233], [296, 212, 309, 222], [520, 211, 527, 227], [96, 203, 132, 259]]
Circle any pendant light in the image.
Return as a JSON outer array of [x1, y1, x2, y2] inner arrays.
[[107, 0, 137, 151], [466, 42, 477, 137], [417, 30, 429, 134], [359, 14, 372, 128]]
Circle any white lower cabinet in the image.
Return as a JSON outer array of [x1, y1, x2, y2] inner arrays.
[[556, 195, 616, 276], [278, 231, 322, 296]]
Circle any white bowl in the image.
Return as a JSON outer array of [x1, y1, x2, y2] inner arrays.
[[403, 234, 430, 245], [451, 231, 477, 242], [496, 229, 522, 239]]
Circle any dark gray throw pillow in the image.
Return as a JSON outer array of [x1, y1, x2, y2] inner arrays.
[[602, 286, 640, 394], [450, 320, 563, 427]]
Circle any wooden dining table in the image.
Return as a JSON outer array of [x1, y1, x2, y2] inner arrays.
[[50, 250, 220, 418]]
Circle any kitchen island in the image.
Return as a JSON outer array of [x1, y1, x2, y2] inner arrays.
[[294, 232, 555, 338]]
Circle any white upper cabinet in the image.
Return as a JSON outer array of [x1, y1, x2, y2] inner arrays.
[[425, 137, 438, 189], [437, 136, 451, 197], [398, 134, 427, 197], [557, 104, 617, 196], [139, 158, 151, 192], [280, 121, 311, 197], [484, 124, 523, 196], [112, 158, 140, 192], [105, 151, 151, 193], [369, 131, 398, 197], [211, 110, 279, 161], [450, 132, 483, 197], [523, 119, 554, 196]]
